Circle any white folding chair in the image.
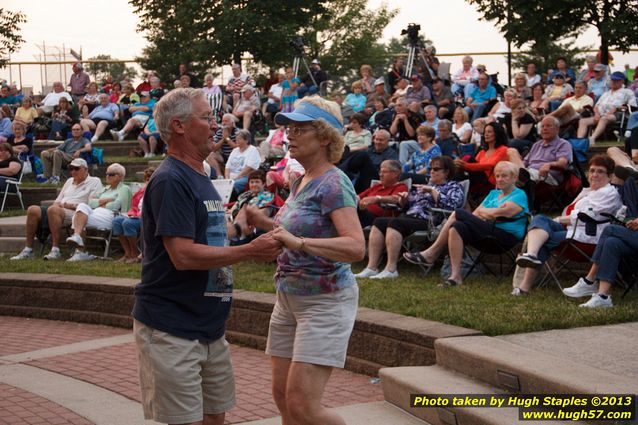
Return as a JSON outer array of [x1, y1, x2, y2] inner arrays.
[[211, 179, 235, 205], [1, 167, 25, 213]]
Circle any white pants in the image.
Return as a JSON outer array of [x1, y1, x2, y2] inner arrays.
[[73, 203, 116, 230]]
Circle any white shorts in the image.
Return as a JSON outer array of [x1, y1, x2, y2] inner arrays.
[[73, 204, 115, 230], [266, 285, 359, 368], [132, 114, 150, 126]]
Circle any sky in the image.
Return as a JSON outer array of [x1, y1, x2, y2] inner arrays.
[[2, 0, 637, 93]]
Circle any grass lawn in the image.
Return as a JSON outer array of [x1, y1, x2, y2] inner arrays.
[[0, 209, 28, 218], [1, 256, 636, 336]]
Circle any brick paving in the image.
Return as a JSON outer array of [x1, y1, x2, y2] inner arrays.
[[0, 316, 128, 356], [0, 383, 93, 425], [3, 317, 384, 424]]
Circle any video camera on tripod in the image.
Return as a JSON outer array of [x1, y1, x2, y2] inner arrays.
[[289, 35, 317, 86], [401, 23, 421, 47]]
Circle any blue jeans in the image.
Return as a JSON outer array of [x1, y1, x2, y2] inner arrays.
[[591, 224, 638, 284], [112, 215, 141, 237], [398, 140, 419, 164], [548, 100, 563, 112], [528, 215, 567, 263], [233, 176, 249, 193], [464, 104, 487, 123]]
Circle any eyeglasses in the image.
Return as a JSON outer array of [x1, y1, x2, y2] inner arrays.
[[588, 168, 608, 175], [285, 126, 315, 137], [430, 167, 444, 172], [68, 166, 80, 171], [105, 172, 119, 177]]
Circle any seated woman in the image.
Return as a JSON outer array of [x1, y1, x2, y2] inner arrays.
[[402, 125, 441, 184], [452, 107, 472, 144], [14, 97, 39, 131], [368, 98, 393, 132], [137, 117, 163, 158], [259, 123, 287, 163], [513, 73, 531, 100], [224, 129, 261, 193], [65, 163, 132, 261], [358, 64, 376, 95], [266, 151, 304, 193], [343, 113, 372, 156], [504, 98, 536, 155], [455, 122, 512, 197], [78, 82, 100, 119], [356, 159, 409, 227], [540, 73, 573, 112], [113, 166, 155, 263], [7, 120, 33, 157], [226, 170, 277, 244], [404, 161, 528, 287], [513, 154, 622, 295], [344, 81, 367, 114], [563, 217, 638, 308], [528, 82, 545, 120], [108, 82, 122, 104], [356, 156, 464, 279], [0, 142, 23, 192], [49, 97, 79, 141], [481, 89, 515, 124]]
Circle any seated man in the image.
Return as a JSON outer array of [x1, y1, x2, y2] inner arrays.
[[436, 119, 460, 159], [364, 78, 390, 116], [11, 158, 102, 261], [430, 78, 454, 118], [263, 72, 283, 123], [138, 117, 163, 158], [540, 72, 573, 112], [40, 124, 92, 185], [549, 81, 594, 126], [111, 91, 156, 141], [0, 85, 19, 118], [226, 63, 254, 106], [515, 116, 572, 186], [79, 94, 119, 142], [405, 75, 431, 106], [65, 163, 132, 261], [586, 63, 609, 101], [389, 97, 421, 163], [398, 105, 439, 164], [577, 71, 637, 145], [356, 159, 408, 227], [464, 72, 497, 123], [232, 86, 260, 131], [37, 81, 73, 115], [298, 59, 328, 98]]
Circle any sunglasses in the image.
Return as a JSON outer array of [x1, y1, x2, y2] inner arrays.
[[430, 167, 444, 172], [105, 172, 119, 177]]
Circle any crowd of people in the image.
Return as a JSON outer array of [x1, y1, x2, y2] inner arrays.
[[3, 55, 638, 298]]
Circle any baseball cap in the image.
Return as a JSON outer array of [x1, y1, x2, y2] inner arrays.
[[374, 77, 385, 86], [610, 71, 626, 81], [274, 101, 342, 131], [593, 64, 605, 72], [311, 59, 320, 65], [140, 91, 150, 97], [69, 158, 88, 168], [410, 75, 421, 81], [553, 72, 565, 79]]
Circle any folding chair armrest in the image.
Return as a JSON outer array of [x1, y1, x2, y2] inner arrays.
[[600, 212, 624, 225], [429, 207, 454, 217], [378, 202, 402, 211], [576, 211, 611, 225]]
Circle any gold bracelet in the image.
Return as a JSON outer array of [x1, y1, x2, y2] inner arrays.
[[299, 237, 305, 251]]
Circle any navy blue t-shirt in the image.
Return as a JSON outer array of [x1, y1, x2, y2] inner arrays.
[[132, 156, 231, 341]]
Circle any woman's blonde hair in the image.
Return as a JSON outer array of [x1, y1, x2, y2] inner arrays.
[[293, 96, 344, 164], [494, 160, 519, 178], [351, 81, 363, 91]]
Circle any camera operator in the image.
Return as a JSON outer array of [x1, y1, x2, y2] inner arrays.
[[298, 59, 328, 99]]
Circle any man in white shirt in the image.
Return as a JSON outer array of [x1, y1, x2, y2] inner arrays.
[[11, 158, 102, 261], [525, 62, 542, 87], [263, 72, 284, 122]]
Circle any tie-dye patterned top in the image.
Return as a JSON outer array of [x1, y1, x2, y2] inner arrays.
[[274, 167, 357, 295]]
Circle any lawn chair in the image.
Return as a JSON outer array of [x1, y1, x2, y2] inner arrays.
[[1, 166, 25, 213]]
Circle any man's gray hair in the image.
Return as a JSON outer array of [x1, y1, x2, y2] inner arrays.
[[204, 73, 214, 81], [438, 119, 452, 130], [222, 113, 238, 124], [153, 88, 205, 142], [395, 97, 408, 107], [374, 129, 390, 141], [381, 159, 402, 174], [424, 105, 437, 114], [98, 93, 109, 101], [543, 116, 560, 128], [74, 62, 83, 70]]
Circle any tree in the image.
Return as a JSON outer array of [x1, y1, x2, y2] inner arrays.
[[130, 0, 324, 81], [301, 0, 398, 88], [510, 38, 587, 76], [0, 8, 26, 68], [467, 0, 638, 66], [85, 54, 137, 83]]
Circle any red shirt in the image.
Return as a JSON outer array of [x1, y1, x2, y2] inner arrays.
[[464, 145, 509, 185], [359, 182, 408, 217]]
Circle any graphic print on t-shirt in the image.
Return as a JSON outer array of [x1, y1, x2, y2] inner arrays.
[[203, 198, 233, 300]]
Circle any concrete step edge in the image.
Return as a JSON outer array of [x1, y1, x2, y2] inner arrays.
[[434, 335, 638, 395]]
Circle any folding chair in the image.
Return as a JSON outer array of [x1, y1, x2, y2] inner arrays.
[[84, 227, 113, 259], [1, 167, 25, 213], [537, 212, 610, 291], [533, 159, 583, 213], [211, 179, 235, 206]]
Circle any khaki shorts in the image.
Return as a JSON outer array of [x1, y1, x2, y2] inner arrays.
[[266, 285, 359, 368], [134, 320, 235, 424], [62, 208, 74, 226]]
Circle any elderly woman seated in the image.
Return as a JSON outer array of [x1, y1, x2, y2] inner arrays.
[[0, 142, 23, 192], [65, 163, 132, 261], [112, 166, 155, 263], [404, 161, 528, 286], [356, 159, 409, 227], [355, 156, 464, 279], [225, 129, 261, 193], [401, 125, 441, 185], [512, 154, 622, 295]]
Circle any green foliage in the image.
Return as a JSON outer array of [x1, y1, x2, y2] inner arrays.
[[302, 0, 398, 89], [511, 39, 588, 76], [85, 54, 138, 84], [129, 0, 324, 81], [0, 8, 26, 68], [467, 0, 638, 66]]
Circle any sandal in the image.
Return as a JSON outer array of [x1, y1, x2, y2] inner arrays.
[[438, 278, 462, 287], [403, 252, 434, 266]]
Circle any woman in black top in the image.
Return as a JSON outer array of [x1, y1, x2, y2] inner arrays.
[[504, 98, 536, 156], [0, 142, 23, 192], [7, 121, 33, 156]]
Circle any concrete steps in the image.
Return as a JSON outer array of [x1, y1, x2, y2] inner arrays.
[[33, 140, 140, 157]]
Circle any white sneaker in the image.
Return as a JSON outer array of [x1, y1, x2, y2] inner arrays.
[[579, 293, 613, 308], [354, 267, 379, 278], [511, 287, 528, 296], [563, 277, 598, 298], [66, 233, 85, 248], [43, 248, 62, 260], [369, 270, 399, 279], [48, 175, 61, 185], [67, 250, 95, 262], [90, 135, 98, 143], [110, 129, 119, 141], [625, 130, 632, 139], [116, 131, 124, 142], [11, 248, 34, 260]]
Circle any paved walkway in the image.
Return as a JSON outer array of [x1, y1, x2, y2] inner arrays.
[[0, 316, 384, 425]]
